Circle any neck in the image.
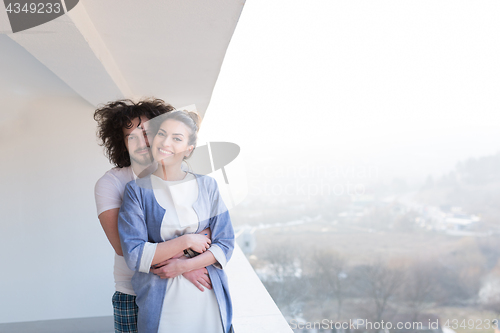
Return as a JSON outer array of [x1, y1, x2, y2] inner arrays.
[[153, 162, 186, 181], [131, 162, 156, 178]]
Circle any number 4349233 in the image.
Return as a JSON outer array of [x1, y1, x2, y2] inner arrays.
[[6, 2, 62, 14]]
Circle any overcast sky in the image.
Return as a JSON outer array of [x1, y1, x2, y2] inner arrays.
[[201, 0, 500, 184]]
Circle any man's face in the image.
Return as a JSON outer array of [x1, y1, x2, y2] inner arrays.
[[123, 116, 153, 166]]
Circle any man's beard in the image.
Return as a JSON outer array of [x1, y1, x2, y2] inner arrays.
[[130, 150, 154, 166]]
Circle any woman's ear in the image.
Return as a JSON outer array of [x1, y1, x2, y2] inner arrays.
[[185, 145, 194, 158]]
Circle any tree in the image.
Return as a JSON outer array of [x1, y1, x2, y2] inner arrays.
[[353, 259, 406, 331], [307, 248, 347, 320], [399, 259, 441, 322], [257, 240, 310, 317]]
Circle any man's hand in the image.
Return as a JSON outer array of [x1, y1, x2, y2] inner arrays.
[[151, 256, 212, 291], [151, 258, 186, 279], [182, 268, 212, 292], [151, 251, 184, 269]]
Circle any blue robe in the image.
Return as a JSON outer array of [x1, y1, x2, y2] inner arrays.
[[118, 172, 234, 333]]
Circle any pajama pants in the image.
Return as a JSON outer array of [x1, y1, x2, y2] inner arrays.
[[112, 291, 138, 333]]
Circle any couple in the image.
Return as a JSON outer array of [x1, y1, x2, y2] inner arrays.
[[94, 99, 234, 333]]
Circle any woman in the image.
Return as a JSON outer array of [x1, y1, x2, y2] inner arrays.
[[118, 110, 234, 333]]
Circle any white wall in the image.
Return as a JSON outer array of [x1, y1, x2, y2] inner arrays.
[[0, 35, 118, 323]]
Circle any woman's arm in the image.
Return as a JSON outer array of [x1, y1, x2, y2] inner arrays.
[[151, 227, 214, 290], [152, 178, 235, 278], [151, 233, 210, 266], [100, 211, 211, 260], [151, 250, 217, 279], [153, 227, 212, 265], [205, 179, 235, 270], [118, 183, 211, 273], [118, 184, 150, 272]]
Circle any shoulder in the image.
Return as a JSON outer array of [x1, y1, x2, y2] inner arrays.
[[124, 178, 138, 191], [190, 172, 219, 189], [94, 167, 134, 215], [191, 173, 222, 202], [124, 175, 156, 197], [124, 176, 147, 193], [120, 179, 145, 206], [95, 166, 133, 189], [108, 166, 134, 182]]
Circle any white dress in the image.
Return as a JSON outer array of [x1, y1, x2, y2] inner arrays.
[[151, 173, 224, 333]]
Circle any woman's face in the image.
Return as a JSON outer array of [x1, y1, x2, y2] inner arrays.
[[152, 119, 193, 167]]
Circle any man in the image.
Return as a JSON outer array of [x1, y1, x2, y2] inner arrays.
[[94, 99, 212, 333]]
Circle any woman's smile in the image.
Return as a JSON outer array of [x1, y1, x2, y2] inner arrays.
[[158, 148, 174, 157]]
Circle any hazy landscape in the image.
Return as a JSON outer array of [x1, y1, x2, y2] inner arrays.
[[230, 151, 500, 333]]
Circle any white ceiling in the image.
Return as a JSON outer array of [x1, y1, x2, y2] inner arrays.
[[4, 0, 246, 116]]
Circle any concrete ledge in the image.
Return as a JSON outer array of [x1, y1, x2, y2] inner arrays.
[[226, 244, 293, 333], [0, 245, 291, 333], [0, 316, 113, 333]]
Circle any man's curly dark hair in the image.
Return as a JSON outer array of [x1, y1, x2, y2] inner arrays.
[[94, 98, 175, 168]]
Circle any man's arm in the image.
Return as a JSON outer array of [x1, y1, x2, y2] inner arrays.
[[182, 267, 212, 291], [100, 198, 212, 290], [95, 174, 126, 256], [98, 207, 211, 260], [98, 208, 123, 256], [99, 210, 209, 261], [153, 254, 213, 291]]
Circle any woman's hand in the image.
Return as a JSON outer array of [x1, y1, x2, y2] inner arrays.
[[184, 233, 211, 254], [151, 258, 186, 278], [200, 227, 211, 240], [182, 268, 212, 291]]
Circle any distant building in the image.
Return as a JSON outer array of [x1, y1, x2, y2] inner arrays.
[[235, 226, 256, 255]]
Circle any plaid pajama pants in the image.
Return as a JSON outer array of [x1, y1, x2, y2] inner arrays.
[[112, 291, 138, 333]]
